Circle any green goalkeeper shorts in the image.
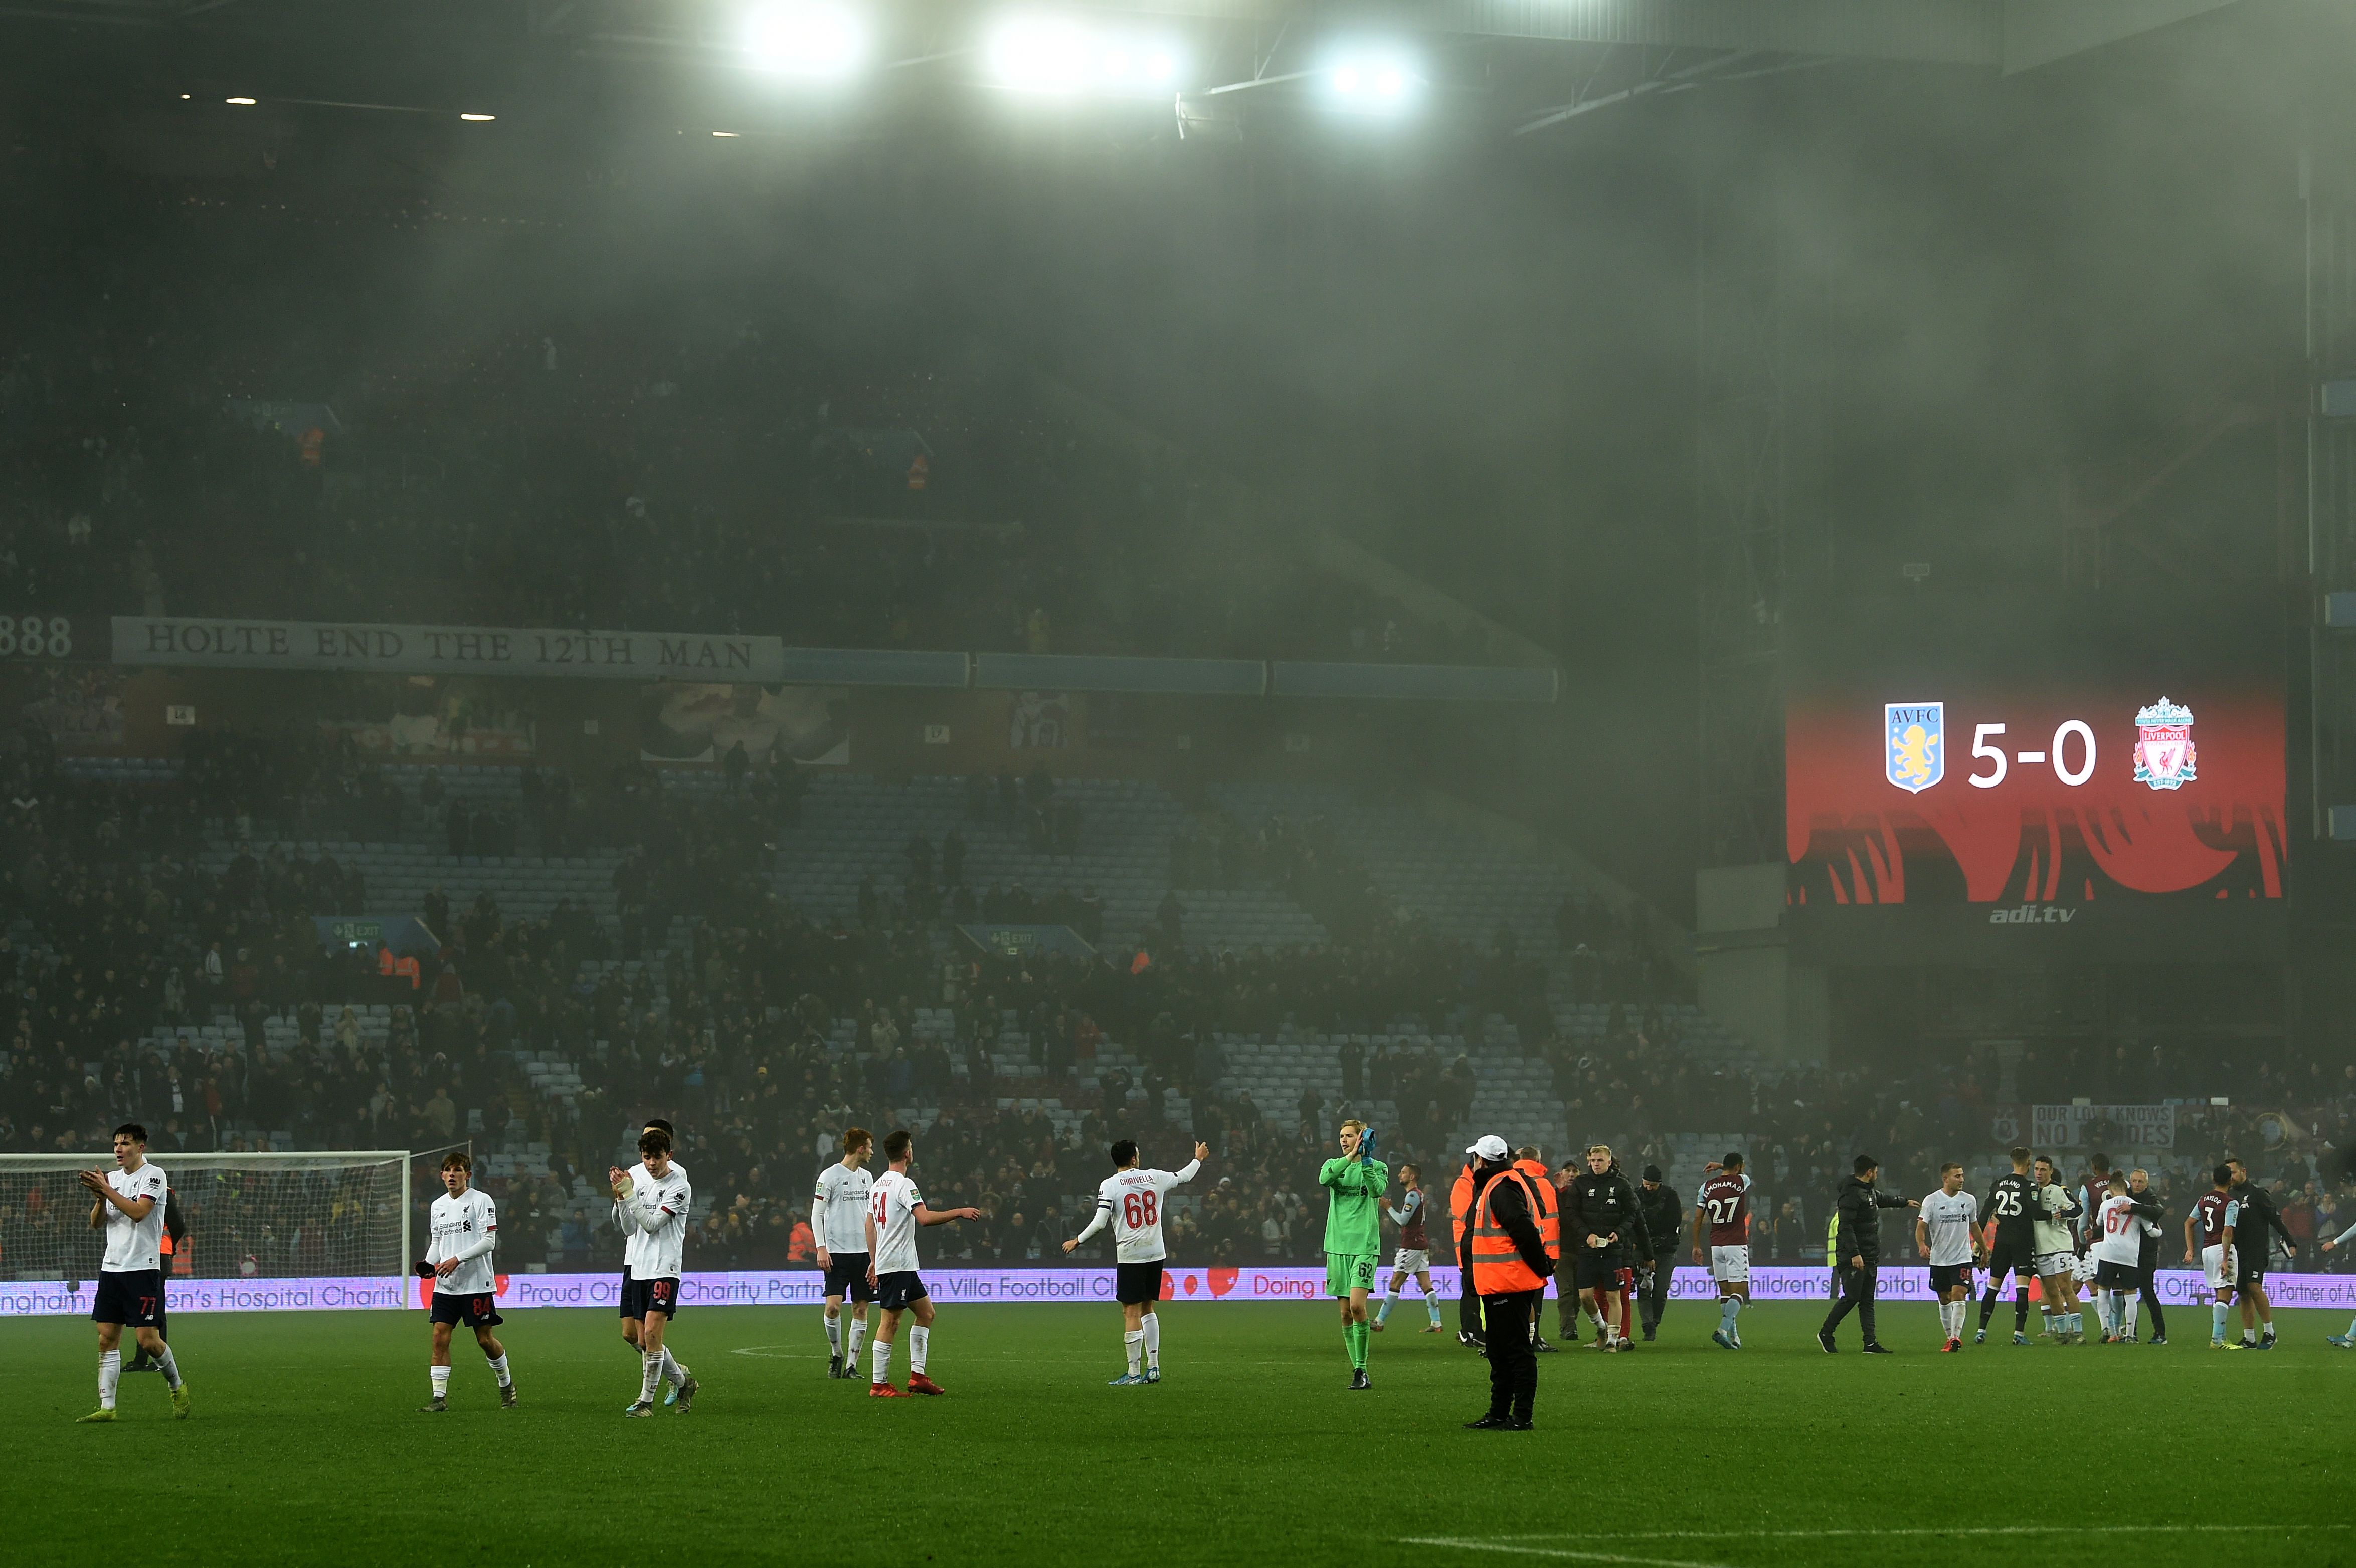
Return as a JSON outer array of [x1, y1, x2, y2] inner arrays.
[[1327, 1252, 1379, 1297]]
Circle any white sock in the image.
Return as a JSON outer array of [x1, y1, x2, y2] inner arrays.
[[910, 1325, 930, 1374], [825, 1315, 842, 1355], [661, 1348, 687, 1387], [1142, 1314, 1161, 1369], [639, 1351, 663, 1404], [431, 1364, 451, 1399], [871, 1338, 891, 1385], [2122, 1298, 2139, 1338], [154, 1344, 182, 1390], [847, 1318, 866, 1365], [486, 1352, 511, 1388], [2212, 1302, 2229, 1339], [1124, 1330, 1144, 1376], [99, 1349, 122, 1410]]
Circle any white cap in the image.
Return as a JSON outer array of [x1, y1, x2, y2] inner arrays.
[[1466, 1134, 1509, 1161]]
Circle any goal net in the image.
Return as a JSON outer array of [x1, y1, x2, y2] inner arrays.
[[0, 1152, 413, 1284]]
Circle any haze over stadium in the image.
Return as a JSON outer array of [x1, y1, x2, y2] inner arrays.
[[4, 0, 2356, 1562]]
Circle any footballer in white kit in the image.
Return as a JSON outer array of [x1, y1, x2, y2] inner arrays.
[[812, 1127, 878, 1379], [863, 1128, 985, 1398], [610, 1126, 698, 1416], [77, 1122, 190, 1422], [419, 1149, 515, 1411], [1065, 1139, 1207, 1384], [1915, 1164, 1981, 1352]]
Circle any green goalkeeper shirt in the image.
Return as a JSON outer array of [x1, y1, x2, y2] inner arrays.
[[1319, 1155, 1390, 1256]]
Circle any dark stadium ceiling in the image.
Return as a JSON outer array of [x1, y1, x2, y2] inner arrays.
[[0, 0, 2243, 147]]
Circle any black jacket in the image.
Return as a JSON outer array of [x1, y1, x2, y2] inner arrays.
[[1564, 1168, 1655, 1265], [1461, 1162, 1554, 1286], [1637, 1180, 1682, 1259], [2227, 1182, 2296, 1261], [1832, 1175, 1911, 1265]]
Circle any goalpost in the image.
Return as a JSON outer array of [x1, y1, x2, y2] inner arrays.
[[0, 1151, 415, 1287]]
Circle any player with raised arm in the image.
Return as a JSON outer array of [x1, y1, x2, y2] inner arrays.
[[611, 1127, 698, 1416], [76, 1124, 189, 1422], [1373, 1163, 1446, 1335], [1320, 1119, 1389, 1389], [1975, 1146, 2041, 1346], [1692, 1152, 1751, 1350], [1916, 1162, 1981, 1353], [812, 1128, 876, 1379], [418, 1150, 515, 1411], [2184, 1164, 2240, 1349], [864, 1128, 985, 1397], [2030, 1155, 2083, 1343], [1063, 1138, 1207, 1383]]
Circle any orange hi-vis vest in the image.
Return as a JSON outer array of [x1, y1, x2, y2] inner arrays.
[[1512, 1158, 1560, 1261], [1451, 1167, 1476, 1250], [1471, 1169, 1547, 1296]]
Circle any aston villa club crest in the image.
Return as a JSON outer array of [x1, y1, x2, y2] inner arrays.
[[1885, 702, 1944, 793], [2132, 696, 2196, 790]]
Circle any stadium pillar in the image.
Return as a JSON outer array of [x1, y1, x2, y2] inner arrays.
[[1694, 864, 1825, 1063]]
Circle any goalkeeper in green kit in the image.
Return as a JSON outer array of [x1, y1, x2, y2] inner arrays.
[[1321, 1119, 1389, 1389]]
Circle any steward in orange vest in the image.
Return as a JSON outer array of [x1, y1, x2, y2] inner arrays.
[[1512, 1149, 1562, 1353], [1461, 1136, 1553, 1430], [1449, 1157, 1481, 1344]]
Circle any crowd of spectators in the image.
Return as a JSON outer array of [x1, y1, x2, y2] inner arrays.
[[1, 228, 1509, 667], [2, 710, 2351, 1280]]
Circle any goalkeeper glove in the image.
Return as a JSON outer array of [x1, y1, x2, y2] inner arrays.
[[1359, 1127, 1379, 1162]]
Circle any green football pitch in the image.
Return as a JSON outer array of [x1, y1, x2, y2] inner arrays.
[[3, 1302, 2350, 1567]]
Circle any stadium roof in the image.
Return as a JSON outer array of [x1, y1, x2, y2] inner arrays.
[[2, 0, 2237, 73]]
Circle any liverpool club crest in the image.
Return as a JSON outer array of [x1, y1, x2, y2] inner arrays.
[[2132, 697, 2196, 790], [1885, 702, 1944, 793]]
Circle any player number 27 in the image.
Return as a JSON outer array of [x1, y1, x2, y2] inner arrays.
[[1123, 1192, 1158, 1229], [1705, 1198, 1736, 1225]]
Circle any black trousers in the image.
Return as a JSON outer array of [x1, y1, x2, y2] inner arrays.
[[2135, 1266, 2166, 1338], [1481, 1290, 1540, 1419], [1819, 1262, 1879, 1345], [1459, 1262, 1482, 1335], [1639, 1265, 1670, 1333]]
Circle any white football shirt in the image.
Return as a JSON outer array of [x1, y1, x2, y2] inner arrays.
[[615, 1166, 693, 1278], [2092, 1193, 2146, 1267], [870, 1169, 924, 1275], [428, 1188, 500, 1295], [1088, 1159, 1201, 1264], [813, 1161, 874, 1255], [1919, 1189, 1978, 1267], [101, 1161, 170, 1272]]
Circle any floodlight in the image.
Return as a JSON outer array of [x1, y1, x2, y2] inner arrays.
[[1322, 47, 1422, 112], [744, 1, 870, 80], [460, 113, 495, 122], [984, 14, 1184, 96], [226, 97, 257, 106]]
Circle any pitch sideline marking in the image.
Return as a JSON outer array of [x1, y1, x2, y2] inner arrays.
[[1402, 1541, 1729, 1568], [1431, 1525, 2354, 1546]]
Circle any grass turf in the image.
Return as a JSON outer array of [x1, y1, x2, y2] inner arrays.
[[2, 1301, 2349, 1567]]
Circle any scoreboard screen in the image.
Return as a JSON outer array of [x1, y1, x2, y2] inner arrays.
[[1785, 681, 2285, 909]]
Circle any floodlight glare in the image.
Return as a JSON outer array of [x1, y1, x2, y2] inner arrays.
[[1323, 48, 1421, 112], [744, 1, 870, 80], [985, 14, 1184, 96]]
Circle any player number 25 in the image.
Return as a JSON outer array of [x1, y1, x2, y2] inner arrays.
[[1123, 1192, 1158, 1229]]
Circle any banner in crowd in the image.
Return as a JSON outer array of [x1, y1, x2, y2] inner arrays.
[[10, 1264, 2354, 1318], [636, 682, 849, 766], [19, 668, 126, 753], [2032, 1103, 2177, 1149], [115, 617, 784, 682], [321, 714, 535, 758]]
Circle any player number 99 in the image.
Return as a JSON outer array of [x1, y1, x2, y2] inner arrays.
[[0, 616, 72, 658]]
